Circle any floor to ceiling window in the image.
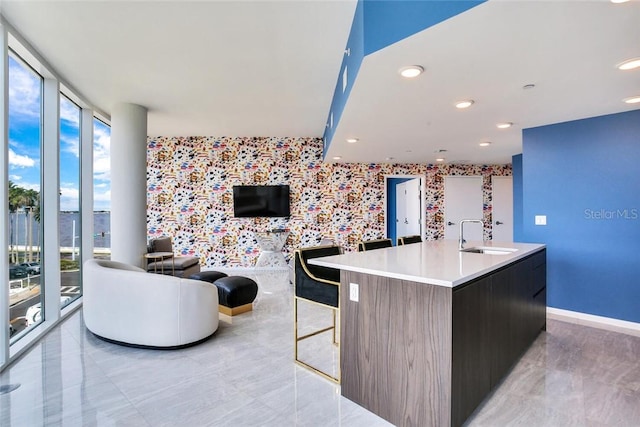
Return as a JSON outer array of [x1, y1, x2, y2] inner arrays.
[[93, 119, 111, 259], [59, 95, 81, 308], [1, 24, 111, 370], [7, 51, 43, 342]]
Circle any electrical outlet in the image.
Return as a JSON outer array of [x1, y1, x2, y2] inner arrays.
[[535, 215, 547, 226], [349, 283, 359, 302]]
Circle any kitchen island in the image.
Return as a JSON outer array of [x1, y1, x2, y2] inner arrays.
[[311, 240, 546, 427]]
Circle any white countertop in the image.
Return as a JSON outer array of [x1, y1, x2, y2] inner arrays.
[[309, 240, 545, 288]]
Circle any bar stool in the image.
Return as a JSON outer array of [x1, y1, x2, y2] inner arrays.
[[397, 235, 422, 245], [293, 245, 342, 383], [357, 238, 392, 251]]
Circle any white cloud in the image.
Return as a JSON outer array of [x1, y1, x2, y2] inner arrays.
[[93, 122, 111, 210], [60, 96, 80, 126], [93, 161, 111, 181], [9, 148, 35, 168], [93, 125, 111, 182], [61, 134, 80, 157], [59, 186, 80, 211], [19, 182, 40, 192], [94, 189, 111, 202], [8, 57, 41, 121], [93, 189, 111, 211], [94, 123, 111, 150], [60, 181, 78, 189], [9, 174, 22, 181]]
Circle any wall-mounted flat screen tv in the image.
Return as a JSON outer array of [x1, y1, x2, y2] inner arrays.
[[232, 185, 290, 218]]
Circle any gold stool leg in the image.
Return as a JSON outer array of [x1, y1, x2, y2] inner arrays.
[[294, 296, 299, 362], [294, 297, 340, 383], [332, 310, 336, 344]]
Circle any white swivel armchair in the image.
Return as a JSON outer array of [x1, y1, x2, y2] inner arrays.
[[83, 259, 218, 348]]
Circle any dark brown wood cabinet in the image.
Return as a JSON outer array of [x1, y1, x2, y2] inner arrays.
[[452, 249, 547, 426], [342, 249, 547, 427], [452, 276, 492, 427], [531, 250, 548, 334]]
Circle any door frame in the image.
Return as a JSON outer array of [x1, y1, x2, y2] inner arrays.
[[384, 174, 426, 243]]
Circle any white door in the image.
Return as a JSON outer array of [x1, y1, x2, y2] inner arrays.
[[491, 176, 513, 242], [396, 179, 421, 238], [405, 179, 422, 237], [444, 176, 483, 242], [396, 182, 408, 238]]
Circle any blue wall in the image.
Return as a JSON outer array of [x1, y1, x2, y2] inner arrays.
[[512, 154, 523, 242], [521, 110, 640, 323], [387, 177, 413, 244]]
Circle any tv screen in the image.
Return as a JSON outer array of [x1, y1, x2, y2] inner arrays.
[[233, 185, 290, 218]]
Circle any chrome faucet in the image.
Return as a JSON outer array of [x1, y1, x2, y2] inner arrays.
[[459, 219, 483, 250]]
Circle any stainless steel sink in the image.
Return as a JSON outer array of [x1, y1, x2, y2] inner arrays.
[[460, 246, 518, 255]]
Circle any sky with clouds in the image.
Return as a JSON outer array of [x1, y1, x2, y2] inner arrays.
[[8, 54, 111, 211]]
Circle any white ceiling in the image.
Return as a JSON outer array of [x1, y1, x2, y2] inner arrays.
[[330, 0, 640, 164], [2, 0, 639, 165], [1, 0, 357, 137]]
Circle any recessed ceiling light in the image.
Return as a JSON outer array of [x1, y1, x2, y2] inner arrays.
[[617, 58, 640, 70], [610, 0, 629, 3], [333, 156, 342, 160], [623, 96, 640, 104], [385, 157, 395, 161], [435, 157, 445, 162], [523, 84, 536, 90], [479, 141, 491, 147], [399, 65, 424, 78], [455, 100, 474, 109], [346, 138, 359, 143], [496, 122, 513, 129]]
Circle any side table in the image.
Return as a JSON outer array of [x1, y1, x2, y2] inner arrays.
[[144, 252, 175, 275], [254, 230, 290, 269]]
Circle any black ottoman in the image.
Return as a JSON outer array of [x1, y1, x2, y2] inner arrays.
[[190, 272, 258, 316], [189, 271, 228, 283], [213, 276, 258, 316]]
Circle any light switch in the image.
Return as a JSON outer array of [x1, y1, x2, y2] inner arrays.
[[349, 283, 359, 302], [535, 215, 547, 225]]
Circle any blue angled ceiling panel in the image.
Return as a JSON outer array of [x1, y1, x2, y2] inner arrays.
[[323, 0, 486, 157], [363, 0, 485, 55]]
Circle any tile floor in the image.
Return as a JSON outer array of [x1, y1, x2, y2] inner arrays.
[[1, 270, 639, 426]]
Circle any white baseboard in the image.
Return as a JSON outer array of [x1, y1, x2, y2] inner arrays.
[[547, 307, 640, 337]]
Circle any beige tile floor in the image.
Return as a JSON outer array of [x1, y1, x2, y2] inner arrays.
[[1, 269, 639, 426]]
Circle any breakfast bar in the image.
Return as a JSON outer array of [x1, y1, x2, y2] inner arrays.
[[311, 240, 546, 427]]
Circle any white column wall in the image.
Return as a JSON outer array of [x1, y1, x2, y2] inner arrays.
[[80, 108, 94, 265], [110, 103, 148, 267], [42, 78, 61, 324]]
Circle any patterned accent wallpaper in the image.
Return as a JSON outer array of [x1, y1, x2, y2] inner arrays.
[[147, 136, 511, 268]]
